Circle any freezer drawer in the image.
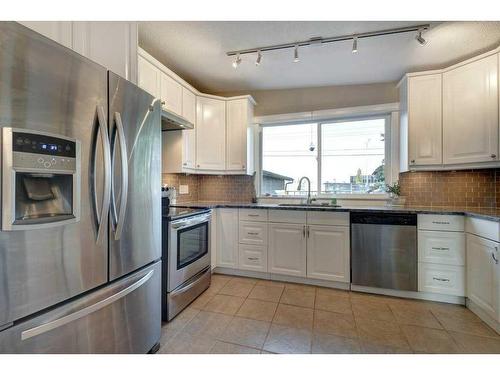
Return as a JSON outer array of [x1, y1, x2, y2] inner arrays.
[[0, 261, 161, 354]]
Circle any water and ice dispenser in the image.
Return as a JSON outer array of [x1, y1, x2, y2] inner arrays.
[[2, 128, 81, 230]]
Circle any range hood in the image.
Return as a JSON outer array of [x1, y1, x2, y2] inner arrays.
[[161, 108, 194, 131]]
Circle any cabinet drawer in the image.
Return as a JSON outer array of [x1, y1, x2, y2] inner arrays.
[[465, 217, 500, 242], [418, 214, 464, 232], [307, 211, 349, 226], [239, 244, 267, 272], [239, 221, 268, 246], [418, 230, 465, 266], [268, 209, 306, 224], [239, 209, 268, 222], [418, 263, 465, 296]]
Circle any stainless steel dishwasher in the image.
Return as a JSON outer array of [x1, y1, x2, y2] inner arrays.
[[351, 212, 417, 291]]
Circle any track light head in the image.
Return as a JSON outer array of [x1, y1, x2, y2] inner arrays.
[[232, 53, 242, 69], [255, 50, 262, 66], [416, 29, 426, 46], [352, 36, 358, 53], [293, 44, 299, 63]]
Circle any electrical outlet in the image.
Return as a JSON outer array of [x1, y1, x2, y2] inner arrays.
[[179, 185, 189, 195]]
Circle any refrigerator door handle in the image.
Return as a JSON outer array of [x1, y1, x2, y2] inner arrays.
[[20, 269, 154, 341], [95, 105, 112, 244], [112, 111, 128, 240]]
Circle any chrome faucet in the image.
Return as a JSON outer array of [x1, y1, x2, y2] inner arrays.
[[297, 176, 312, 204]]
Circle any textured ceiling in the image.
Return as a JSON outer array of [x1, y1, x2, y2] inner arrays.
[[139, 21, 500, 93]]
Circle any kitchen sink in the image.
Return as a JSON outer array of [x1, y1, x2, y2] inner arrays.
[[277, 203, 342, 208]]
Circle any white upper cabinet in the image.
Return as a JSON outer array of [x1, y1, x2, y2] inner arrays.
[[443, 54, 499, 165], [160, 73, 183, 115], [307, 225, 350, 282], [138, 54, 160, 97], [407, 74, 443, 166], [196, 97, 226, 170], [226, 98, 255, 173], [72, 22, 138, 83], [19, 22, 73, 49], [19, 22, 138, 83]]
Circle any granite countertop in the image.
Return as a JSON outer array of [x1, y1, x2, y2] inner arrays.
[[172, 201, 500, 222]]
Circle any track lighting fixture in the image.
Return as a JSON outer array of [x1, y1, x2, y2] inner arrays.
[[352, 36, 358, 53], [232, 53, 241, 69], [416, 29, 426, 45], [255, 50, 262, 66], [226, 24, 430, 67]]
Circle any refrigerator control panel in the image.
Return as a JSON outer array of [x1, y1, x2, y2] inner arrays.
[[13, 132, 76, 158]]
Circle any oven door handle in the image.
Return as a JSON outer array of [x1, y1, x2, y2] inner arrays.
[[171, 215, 211, 230]]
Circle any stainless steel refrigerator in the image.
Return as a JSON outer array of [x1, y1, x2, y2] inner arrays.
[[0, 22, 162, 353]]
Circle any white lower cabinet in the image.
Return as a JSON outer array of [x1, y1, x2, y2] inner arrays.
[[239, 244, 267, 272], [307, 225, 350, 282], [216, 208, 239, 268], [268, 223, 306, 277], [466, 233, 499, 321]]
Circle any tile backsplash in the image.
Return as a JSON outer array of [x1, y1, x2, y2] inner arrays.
[[399, 169, 499, 208], [162, 173, 256, 203]]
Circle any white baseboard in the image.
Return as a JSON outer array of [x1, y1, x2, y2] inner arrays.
[[466, 299, 500, 335], [214, 267, 349, 290], [350, 285, 465, 304]]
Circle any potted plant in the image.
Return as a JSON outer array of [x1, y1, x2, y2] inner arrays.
[[385, 182, 406, 206]]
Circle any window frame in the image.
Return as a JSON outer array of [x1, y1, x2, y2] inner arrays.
[[257, 113, 394, 199]]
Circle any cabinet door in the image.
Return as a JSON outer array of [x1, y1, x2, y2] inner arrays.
[[307, 225, 350, 282], [196, 97, 226, 170], [182, 87, 196, 124], [466, 234, 498, 320], [226, 99, 249, 171], [160, 73, 182, 115], [18, 21, 73, 49], [408, 74, 442, 166], [181, 88, 197, 169], [443, 55, 498, 164], [138, 54, 160, 98], [268, 223, 306, 277], [216, 209, 239, 268], [72, 22, 138, 83]]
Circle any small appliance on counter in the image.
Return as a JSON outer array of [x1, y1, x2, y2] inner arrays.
[[161, 184, 177, 205], [161, 197, 211, 321]]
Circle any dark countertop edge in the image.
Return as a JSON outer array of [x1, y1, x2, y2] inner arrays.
[[171, 202, 500, 223]]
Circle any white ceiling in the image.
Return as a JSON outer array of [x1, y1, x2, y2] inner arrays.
[[138, 21, 500, 93]]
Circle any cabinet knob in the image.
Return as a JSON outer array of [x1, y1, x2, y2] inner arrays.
[[410, 159, 415, 164], [491, 154, 497, 159], [242, 165, 245, 169], [197, 164, 200, 168], [183, 163, 187, 166], [161, 100, 166, 105]]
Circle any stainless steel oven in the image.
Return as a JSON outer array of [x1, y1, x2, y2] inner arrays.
[[165, 210, 211, 320]]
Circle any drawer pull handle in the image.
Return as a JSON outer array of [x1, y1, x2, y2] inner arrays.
[[247, 232, 259, 235], [433, 277, 450, 282], [432, 221, 450, 225], [248, 257, 259, 261], [248, 214, 259, 217], [492, 252, 499, 264], [431, 247, 450, 251]]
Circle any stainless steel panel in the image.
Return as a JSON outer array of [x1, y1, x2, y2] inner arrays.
[[166, 267, 210, 321], [0, 22, 108, 326], [0, 261, 161, 353], [168, 213, 211, 291], [108, 72, 161, 280], [351, 223, 417, 291]]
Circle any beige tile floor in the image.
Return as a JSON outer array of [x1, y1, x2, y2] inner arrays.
[[158, 274, 500, 354]]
